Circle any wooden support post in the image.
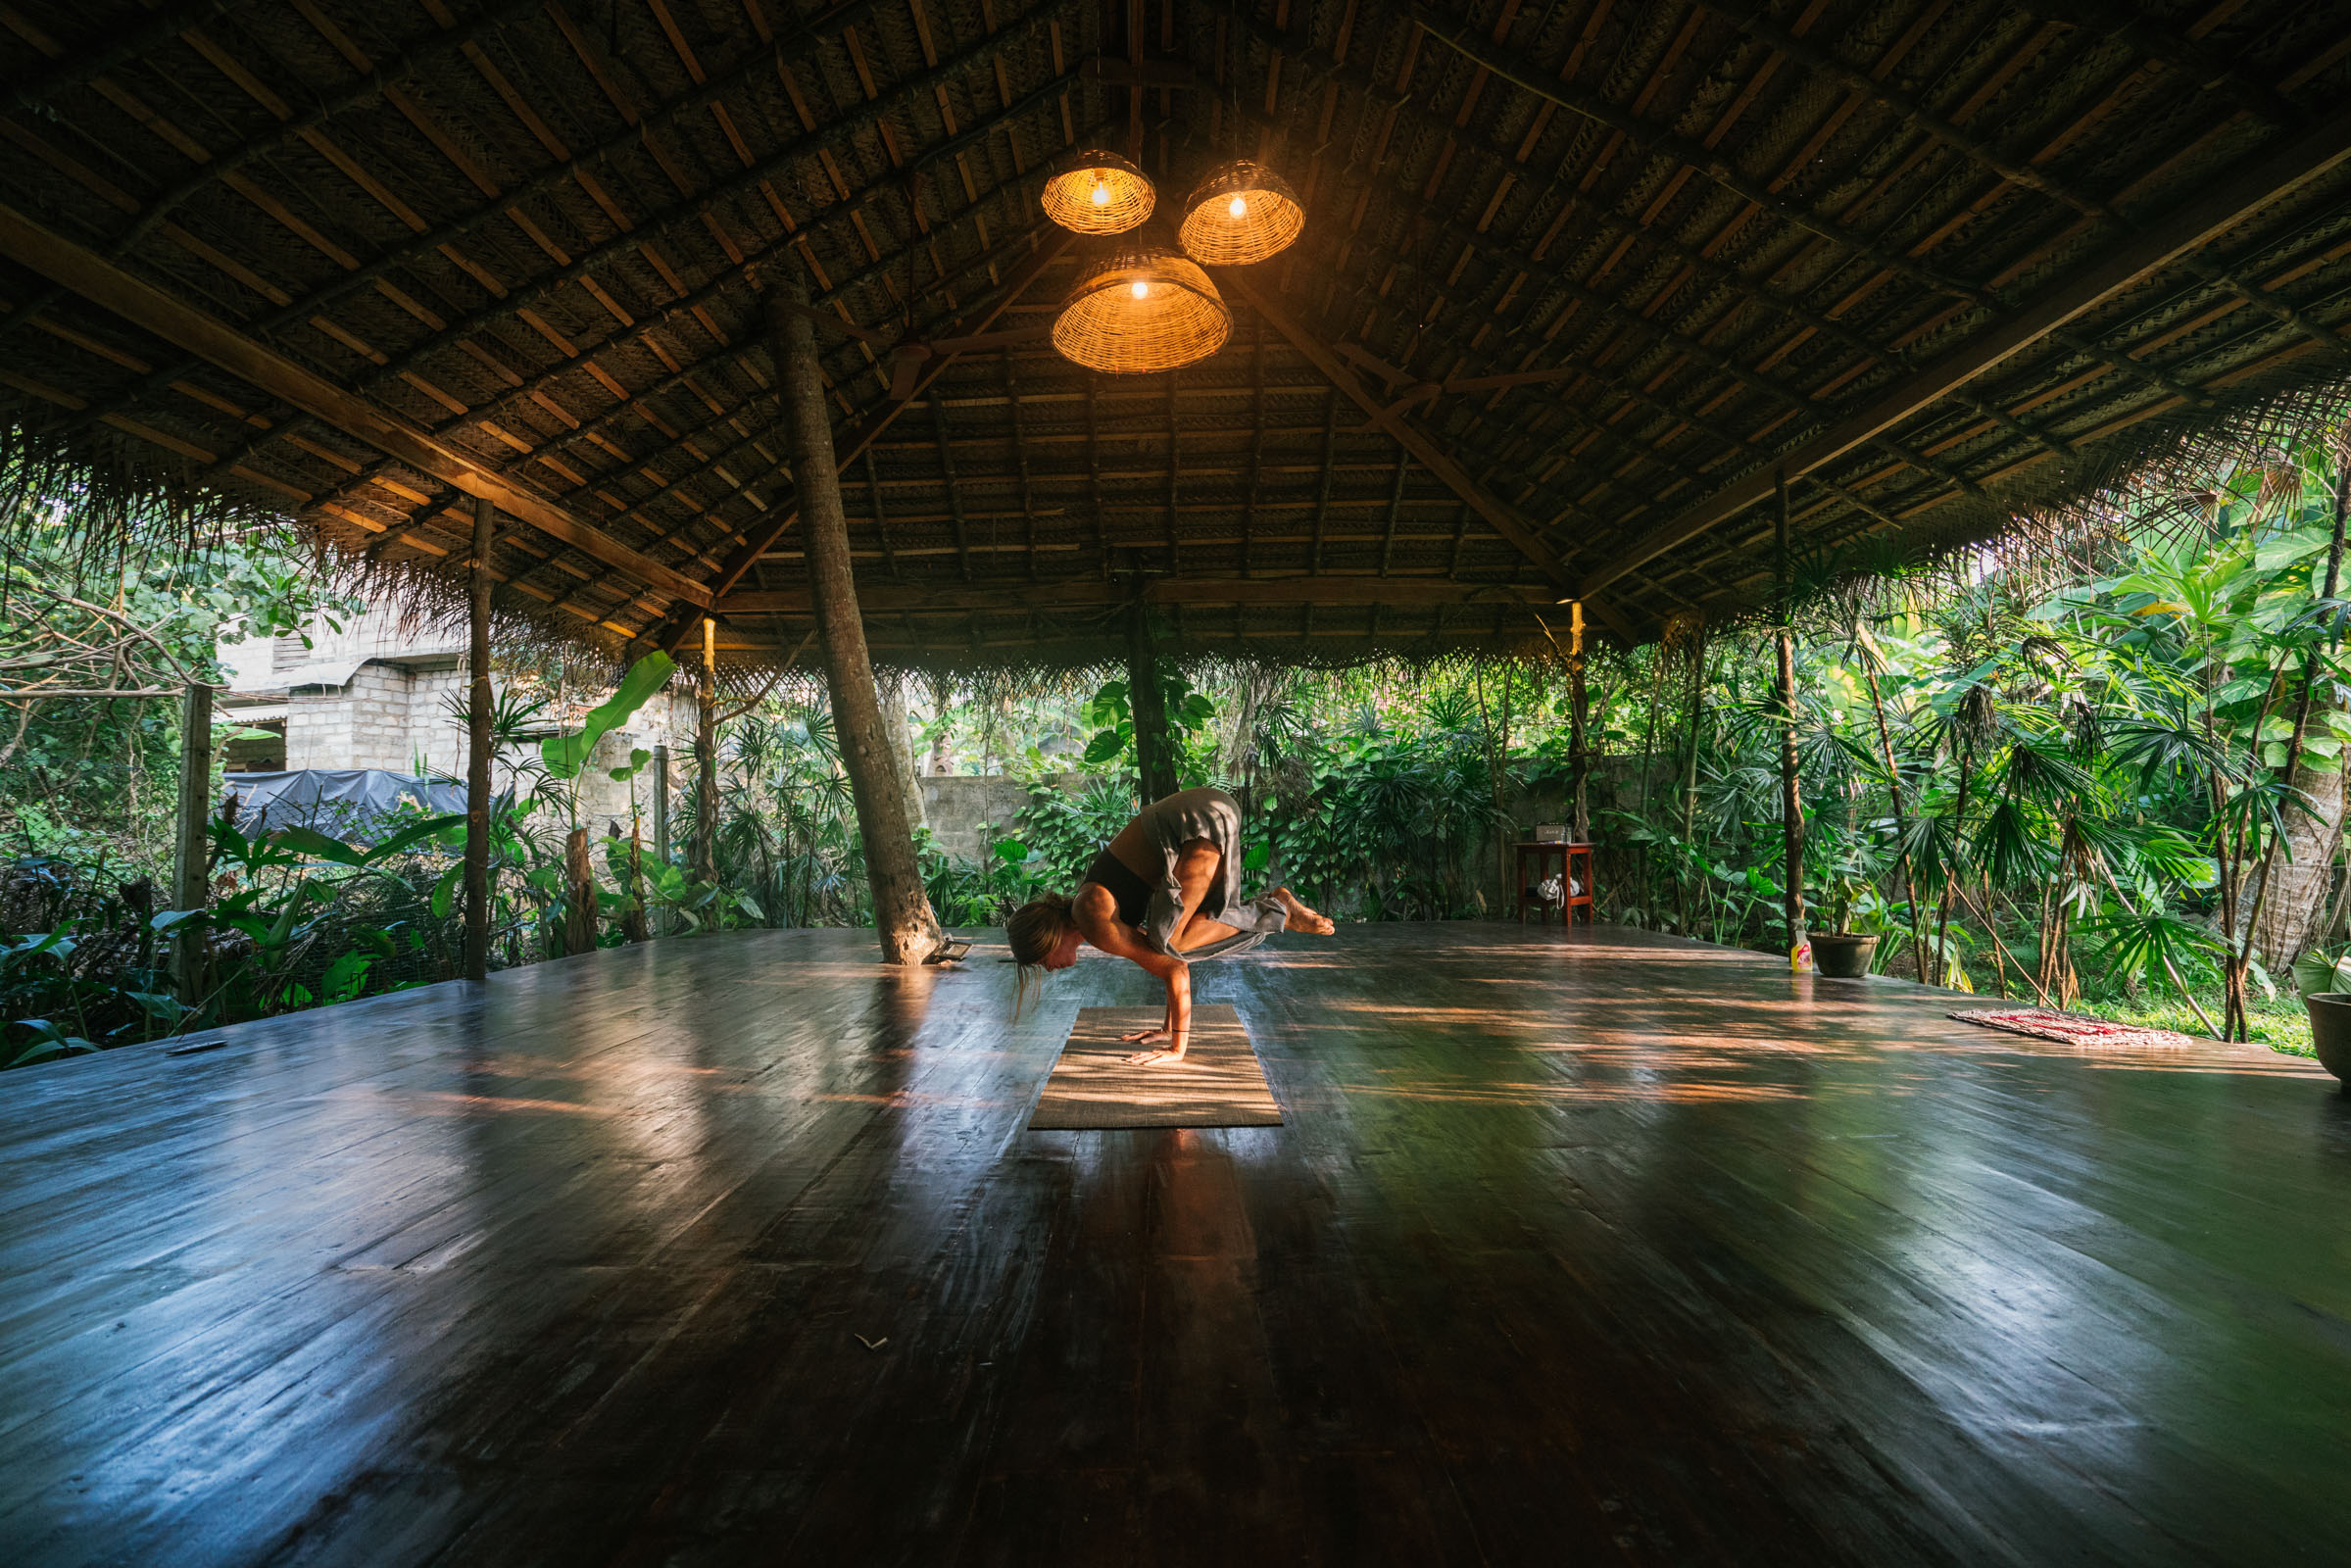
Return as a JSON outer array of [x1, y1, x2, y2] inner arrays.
[[1567, 602, 1589, 843], [1678, 622, 1708, 843], [651, 742, 671, 935], [1677, 621, 1709, 933], [563, 826, 595, 956], [463, 495, 495, 984], [877, 675, 926, 833], [1126, 599, 1180, 807], [171, 680, 212, 1003], [694, 616, 716, 884], [1776, 469, 1806, 964], [767, 278, 939, 963]]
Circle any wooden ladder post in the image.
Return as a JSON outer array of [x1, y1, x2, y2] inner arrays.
[[463, 495, 496, 983], [1567, 601, 1589, 844], [766, 276, 941, 963], [694, 615, 716, 885], [171, 681, 213, 1004], [651, 742, 670, 936], [1776, 467, 1806, 964]]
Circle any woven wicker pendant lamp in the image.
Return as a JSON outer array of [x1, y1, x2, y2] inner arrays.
[[1052, 249, 1232, 374], [1040, 151, 1155, 235], [1177, 160, 1304, 266]]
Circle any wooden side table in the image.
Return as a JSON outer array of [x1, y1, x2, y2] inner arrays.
[[1515, 842, 1594, 925]]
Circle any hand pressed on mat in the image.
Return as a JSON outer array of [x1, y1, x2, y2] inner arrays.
[[1122, 959, 1192, 1065]]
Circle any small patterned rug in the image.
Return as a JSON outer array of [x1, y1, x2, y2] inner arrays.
[[1949, 1008, 2196, 1050]]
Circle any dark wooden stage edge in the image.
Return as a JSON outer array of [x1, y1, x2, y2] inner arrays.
[[1, 924, 2345, 1566]]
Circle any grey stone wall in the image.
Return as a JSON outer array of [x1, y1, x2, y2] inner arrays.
[[568, 692, 697, 838], [917, 774, 1077, 862], [281, 662, 696, 839]]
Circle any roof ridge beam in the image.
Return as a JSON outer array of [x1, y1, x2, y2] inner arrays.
[[717, 577, 1563, 612]]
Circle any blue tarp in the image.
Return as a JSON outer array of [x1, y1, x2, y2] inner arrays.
[[221, 769, 506, 839]]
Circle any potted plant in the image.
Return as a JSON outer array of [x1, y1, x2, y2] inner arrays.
[[2290, 948, 2351, 1089], [1810, 874, 1883, 980]]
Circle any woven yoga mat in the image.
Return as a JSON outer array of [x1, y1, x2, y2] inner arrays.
[[1028, 1004, 1284, 1130]]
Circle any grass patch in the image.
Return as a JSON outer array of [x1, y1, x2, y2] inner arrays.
[[2071, 993, 2316, 1057]]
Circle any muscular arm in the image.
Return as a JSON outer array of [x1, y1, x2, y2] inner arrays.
[[1071, 881, 1196, 1058]]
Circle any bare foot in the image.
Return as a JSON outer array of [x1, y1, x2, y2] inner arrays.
[[1124, 1049, 1189, 1067], [1275, 887, 1337, 935], [1118, 1027, 1171, 1045]]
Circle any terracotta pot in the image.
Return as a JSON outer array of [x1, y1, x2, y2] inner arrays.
[[1811, 932, 1879, 980], [2301, 992, 2351, 1088]]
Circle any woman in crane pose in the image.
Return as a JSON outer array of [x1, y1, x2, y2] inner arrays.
[[1005, 786, 1335, 1065]]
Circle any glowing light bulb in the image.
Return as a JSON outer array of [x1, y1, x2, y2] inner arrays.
[[1130, 279, 1151, 299], [1228, 195, 1249, 219], [1091, 180, 1111, 207]]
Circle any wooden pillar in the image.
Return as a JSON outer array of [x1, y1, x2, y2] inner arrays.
[[1125, 599, 1180, 807], [1678, 621, 1708, 843], [766, 278, 940, 962], [1567, 601, 1589, 843], [463, 495, 495, 983], [694, 616, 716, 883], [651, 742, 671, 934], [1775, 468, 1806, 963], [171, 680, 212, 1002], [877, 674, 927, 833], [563, 826, 595, 956]]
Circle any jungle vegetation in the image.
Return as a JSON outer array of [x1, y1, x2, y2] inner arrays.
[[8, 427, 2351, 1068]]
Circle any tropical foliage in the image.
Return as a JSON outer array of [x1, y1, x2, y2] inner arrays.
[[12, 430, 2351, 1067]]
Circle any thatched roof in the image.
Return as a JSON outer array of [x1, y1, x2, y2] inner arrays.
[[3, 0, 2350, 673]]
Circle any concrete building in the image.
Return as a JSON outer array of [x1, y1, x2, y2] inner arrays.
[[220, 608, 694, 836]]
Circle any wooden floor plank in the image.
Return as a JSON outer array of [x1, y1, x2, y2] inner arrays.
[[1, 923, 2345, 1565]]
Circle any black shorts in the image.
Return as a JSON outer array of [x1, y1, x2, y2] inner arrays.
[[1081, 847, 1152, 929]]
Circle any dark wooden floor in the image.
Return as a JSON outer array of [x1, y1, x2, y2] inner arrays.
[[4, 925, 2348, 1566]]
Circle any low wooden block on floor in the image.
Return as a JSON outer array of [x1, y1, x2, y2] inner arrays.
[[1028, 1004, 1283, 1129]]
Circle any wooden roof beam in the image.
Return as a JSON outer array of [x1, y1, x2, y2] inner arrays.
[[1310, 155, 2096, 495], [1695, 1, 2115, 222], [1396, 4, 1994, 309], [434, 206, 1083, 544], [1694, 2, 2351, 375], [640, 230, 1073, 654], [717, 577, 1563, 614], [2010, 0, 2303, 129], [0, 201, 710, 609], [1579, 103, 2351, 596], [87, 15, 1085, 485], [1218, 269, 1576, 598], [288, 159, 1088, 587], [1214, 14, 2213, 429]]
